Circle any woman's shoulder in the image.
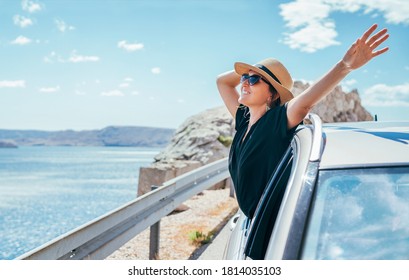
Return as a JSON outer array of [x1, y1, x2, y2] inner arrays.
[[235, 105, 249, 130], [260, 104, 289, 131], [269, 103, 287, 114]]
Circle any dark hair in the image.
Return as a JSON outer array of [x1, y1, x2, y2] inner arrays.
[[268, 84, 281, 108]]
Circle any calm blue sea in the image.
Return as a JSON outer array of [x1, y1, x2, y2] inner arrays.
[[0, 146, 159, 260]]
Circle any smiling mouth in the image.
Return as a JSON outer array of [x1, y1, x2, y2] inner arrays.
[[241, 88, 251, 95]]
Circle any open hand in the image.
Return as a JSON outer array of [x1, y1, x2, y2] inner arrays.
[[342, 24, 389, 70]]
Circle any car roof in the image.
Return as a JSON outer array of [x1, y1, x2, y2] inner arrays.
[[318, 121, 409, 170]]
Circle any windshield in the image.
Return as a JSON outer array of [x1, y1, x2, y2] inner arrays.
[[301, 166, 409, 260]]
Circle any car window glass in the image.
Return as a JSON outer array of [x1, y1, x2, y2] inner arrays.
[[301, 167, 409, 259]]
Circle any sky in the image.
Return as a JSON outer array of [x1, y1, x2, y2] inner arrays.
[[1, 0, 408, 131]]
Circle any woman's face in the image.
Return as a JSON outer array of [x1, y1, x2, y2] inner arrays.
[[238, 70, 272, 108]]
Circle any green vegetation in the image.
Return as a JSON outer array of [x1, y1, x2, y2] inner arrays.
[[188, 230, 214, 246], [217, 135, 233, 147]]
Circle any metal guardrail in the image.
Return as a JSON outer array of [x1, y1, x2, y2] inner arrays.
[[17, 158, 229, 260]]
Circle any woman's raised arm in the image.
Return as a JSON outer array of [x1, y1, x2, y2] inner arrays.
[[286, 24, 390, 129], [216, 70, 241, 118]]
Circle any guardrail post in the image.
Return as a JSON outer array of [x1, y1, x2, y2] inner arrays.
[[149, 185, 160, 260], [229, 178, 235, 198]]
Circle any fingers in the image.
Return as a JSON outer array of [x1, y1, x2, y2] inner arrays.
[[360, 24, 378, 42], [367, 28, 388, 46], [359, 24, 390, 56], [372, 47, 389, 58], [370, 33, 389, 50]]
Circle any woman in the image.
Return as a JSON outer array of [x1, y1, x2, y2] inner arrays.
[[216, 24, 389, 220]]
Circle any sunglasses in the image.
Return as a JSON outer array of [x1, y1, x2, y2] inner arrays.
[[240, 74, 269, 86]]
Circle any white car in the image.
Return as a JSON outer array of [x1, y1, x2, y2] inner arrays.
[[224, 114, 409, 260]]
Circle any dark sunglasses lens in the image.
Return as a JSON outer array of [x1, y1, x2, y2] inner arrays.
[[241, 74, 261, 85], [248, 75, 261, 85], [240, 74, 249, 83]]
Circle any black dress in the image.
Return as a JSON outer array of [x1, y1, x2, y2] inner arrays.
[[228, 104, 296, 218]]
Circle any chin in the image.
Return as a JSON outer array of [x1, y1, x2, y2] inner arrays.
[[238, 97, 249, 106]]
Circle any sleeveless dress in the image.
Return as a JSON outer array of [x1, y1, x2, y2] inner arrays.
[[228, 104, 296, 218]]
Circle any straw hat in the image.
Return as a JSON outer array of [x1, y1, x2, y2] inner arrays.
[[234, 58, 294, 105]]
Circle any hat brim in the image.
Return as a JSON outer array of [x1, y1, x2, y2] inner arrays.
[[234, 61, 294, 105]]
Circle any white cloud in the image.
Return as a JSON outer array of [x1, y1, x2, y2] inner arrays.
[[131, 91, 140, 96], [281, 21, 340, 53], [101, 90, 125, 97], [279, 0, 409, 53], [55, 19, 75, 32], [341, 79, 358, 92], [68, 51, 100, 63], [360, 0, 409, 25], [279, 0, 339, 52], [119, 83, 130, 88], [151, 67, 161, 74], [322, 0, 363, 13], [13, 15, 33, 28], [22, 0, 43, 13], [117, 40, 144, 52], [39, 86, 60, 93], [11, 35, 31, 45], [44, 51, 100, 63], [0, 80, 26, 88], [280, 0, 331, 28], [344, 79, 357, 86], [119, 77, 134, 88], [363, 83, 409, 107]]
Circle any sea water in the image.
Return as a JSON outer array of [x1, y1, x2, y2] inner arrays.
[[0, 146, 159, 259]]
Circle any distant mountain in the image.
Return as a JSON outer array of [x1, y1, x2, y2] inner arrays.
[[0, 126, 175, 147], [0, 140, 18, 148]]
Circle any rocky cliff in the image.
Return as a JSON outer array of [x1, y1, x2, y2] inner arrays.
[[292, 81, 373, 122], [153, 106, 234, 165], [137, 106, 234, 195], [137, 81, 373, 195]]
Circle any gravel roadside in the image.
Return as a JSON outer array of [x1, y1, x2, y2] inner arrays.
[[107, 188, 238, 260]]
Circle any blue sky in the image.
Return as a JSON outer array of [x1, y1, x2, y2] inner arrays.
[[1, 0, 408, 130]]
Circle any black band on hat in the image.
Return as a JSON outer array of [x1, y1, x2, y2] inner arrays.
[[255, 64, 282, 85]]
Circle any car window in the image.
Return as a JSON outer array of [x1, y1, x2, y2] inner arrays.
[[301, 166, 409, 260], [244, 146, 294, 259]]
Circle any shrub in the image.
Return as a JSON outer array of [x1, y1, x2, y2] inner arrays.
[[217, 135, 233, 147], [188, 230, 214, 246]]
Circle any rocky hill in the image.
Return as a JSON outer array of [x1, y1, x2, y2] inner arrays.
[[292, 81, 373, 122], [154, 106, 234, 164], [138, 81, 373, 195], [0, 140, 18, 148], [0, 126, 174, 147]]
